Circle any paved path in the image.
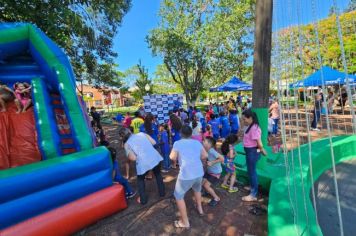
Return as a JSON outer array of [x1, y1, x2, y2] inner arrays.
[[315, 158, 356, 236]]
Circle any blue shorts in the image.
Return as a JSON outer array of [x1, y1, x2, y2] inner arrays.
[[174, 177, 203, 200]]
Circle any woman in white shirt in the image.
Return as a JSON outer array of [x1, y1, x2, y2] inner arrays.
[[170, 125, 208, 228], [118, 127, 165, 205]]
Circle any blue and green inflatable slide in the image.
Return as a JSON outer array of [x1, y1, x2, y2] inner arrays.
[[0, 23, 126, 235]]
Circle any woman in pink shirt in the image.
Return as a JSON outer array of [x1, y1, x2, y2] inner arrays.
[[242, 109, 266, 202]]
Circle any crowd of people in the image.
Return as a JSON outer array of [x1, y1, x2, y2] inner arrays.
[[91, 95, 268, 229]]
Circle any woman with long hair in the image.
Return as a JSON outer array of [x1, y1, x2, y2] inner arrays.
[[241, 109, 267, 202], [140, 113, 159, 143], [170, 113, 182, 144]]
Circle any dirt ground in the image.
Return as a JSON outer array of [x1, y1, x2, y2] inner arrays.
[[77, 109, 353, 236], [77, 124, 268, 236]]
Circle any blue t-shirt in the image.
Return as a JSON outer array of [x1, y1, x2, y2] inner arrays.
[[171, 128, 181, 143], [220, 115, 230, 130], [200, 118, 206, 132], [159, 130, 170, 156], [115, 113, 124, 122], [207, 148, 222, 175], [139, 123, 159, 143], [229, 114, 239, 131], [208, 118, 220, 135]]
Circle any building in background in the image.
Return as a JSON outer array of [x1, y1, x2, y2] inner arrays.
[[77, 85, 133, 109]]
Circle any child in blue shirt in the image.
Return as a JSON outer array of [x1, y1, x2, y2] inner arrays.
[[229, 109, 240, 135], [101, 140, 136, 199], [219, 111, 231, 139], [115, 113, 124, 124], [208, 114, 221, 140], [159, 124, 171, 172]]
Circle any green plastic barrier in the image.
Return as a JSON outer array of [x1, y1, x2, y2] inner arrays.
[[268, 135, 356, 236]]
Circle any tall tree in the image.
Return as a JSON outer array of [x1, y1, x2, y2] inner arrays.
[[271, 10, 356, 85], [147, 0, 255, 105], [0, 0, 131, 86], [124, 60, 153, 100]]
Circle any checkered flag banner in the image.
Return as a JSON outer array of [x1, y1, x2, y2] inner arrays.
[[143, 94, 184, 124]]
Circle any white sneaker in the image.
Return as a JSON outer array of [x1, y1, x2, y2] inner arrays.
[[312, 128, 320, 131]]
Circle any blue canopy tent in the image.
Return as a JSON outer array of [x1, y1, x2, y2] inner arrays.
[[210, 76, 252, 92], [289, 66, 356, 88]]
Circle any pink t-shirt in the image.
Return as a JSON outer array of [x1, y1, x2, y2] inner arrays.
[[243, 124, 261, 148], [269, 102, 279, 119]]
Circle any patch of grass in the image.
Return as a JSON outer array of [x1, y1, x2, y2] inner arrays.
[[104, 106, 138, 117]]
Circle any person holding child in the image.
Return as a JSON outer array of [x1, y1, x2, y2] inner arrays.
[[118, 127, 165, 205], [202, 137, 224, 206], [241, 109, 267, 202], [170, 125, 208, 228]]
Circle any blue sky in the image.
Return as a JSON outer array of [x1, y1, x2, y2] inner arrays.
[[113, 0, 161, 77], [113, 0, 351, 79]]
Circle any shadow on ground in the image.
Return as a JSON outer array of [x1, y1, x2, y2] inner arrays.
[[315, 158, 356, 236], [76, 124, 268, 236]]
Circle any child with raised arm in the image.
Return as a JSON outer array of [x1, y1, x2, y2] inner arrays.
[[14, 82, 32, 112], [202, 136, 224, 206], [220, 134, 239, 193], [170, 125, 208, 228]]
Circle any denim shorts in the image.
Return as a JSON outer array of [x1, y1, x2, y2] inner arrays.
[[174, 177, 203, 200]]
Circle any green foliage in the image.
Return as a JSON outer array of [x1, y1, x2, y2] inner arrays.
[[272, 11, 356, 83], [124, 60, 153, 101], [0, 0, 131, 86], [152, 64, 183, 94], [147, 0, 255, 105]]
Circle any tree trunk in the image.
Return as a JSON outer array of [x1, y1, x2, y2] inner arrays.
[[252, 0, 273, 148]]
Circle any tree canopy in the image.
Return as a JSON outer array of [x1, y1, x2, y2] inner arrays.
[[147, 0, 255, 105], [124, 60, 153, 101], [272, 10, 356, 84], [0, 0, 131, 87]]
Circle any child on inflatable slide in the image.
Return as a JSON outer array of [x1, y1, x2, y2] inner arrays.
[[14, 82, 32, 113], [0, 81, 22, 113]]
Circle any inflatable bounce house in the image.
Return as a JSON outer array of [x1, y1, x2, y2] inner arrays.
[[0, 23, 127, 235]]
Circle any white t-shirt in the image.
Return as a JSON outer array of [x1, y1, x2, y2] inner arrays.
[[125, 132, 163, 175], [268, 118, 275, 132], [190, 121, 202, 136], [173, 138, 204, 180]]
